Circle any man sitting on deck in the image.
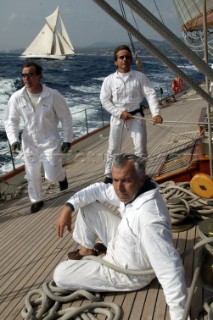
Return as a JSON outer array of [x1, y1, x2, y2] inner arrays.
[[54, 153, 188, 320]]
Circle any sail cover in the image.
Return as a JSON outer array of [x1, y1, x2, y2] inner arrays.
[[174, 0, 213, 31]]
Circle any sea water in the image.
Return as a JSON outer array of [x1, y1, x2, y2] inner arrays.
[[0, 49, 206, 174]]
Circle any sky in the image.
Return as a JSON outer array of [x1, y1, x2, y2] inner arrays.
[[0, 0, 182, 51]]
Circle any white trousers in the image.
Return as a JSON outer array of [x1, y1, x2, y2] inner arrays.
[[105, 116, 147, 176], [53, 202, 153, 292], [24, 151, 66, 203]]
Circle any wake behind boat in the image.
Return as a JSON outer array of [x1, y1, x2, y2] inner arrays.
[[19, 6, 75, 61]]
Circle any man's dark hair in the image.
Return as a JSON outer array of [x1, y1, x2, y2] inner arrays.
[[22, 61, 43, 75], [113, 153, 145, 178], [114, 45, 132, 61]]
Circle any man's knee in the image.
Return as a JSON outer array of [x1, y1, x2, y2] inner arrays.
[[53, 261, 69, 288]]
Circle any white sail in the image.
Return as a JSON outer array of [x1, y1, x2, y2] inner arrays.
[[174, 0, 213, 31], [21, 24, 54, 56], [57, 32, 75, 55], [46, 7, 59, 33], [54, 34, 63, 56], [60, 16, 75, 52], [20, 6, 75, 60], [173, 0, 213, 57]]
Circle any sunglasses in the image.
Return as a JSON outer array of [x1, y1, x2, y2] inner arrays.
[[118, 55, 131, 60], [22, 72, 37, 78]]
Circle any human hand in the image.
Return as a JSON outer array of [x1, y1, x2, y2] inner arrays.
[[56, 205, 72, 237], [61, 142, 71, 153], [11, 141, 21, 152], [153, 115, 163, 124], [120, 111, 134, 120]]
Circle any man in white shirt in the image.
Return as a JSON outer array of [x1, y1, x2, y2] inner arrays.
[[5, 62, 73, 213], [100, 45, 163, 183], [54, 153, 188, 320]]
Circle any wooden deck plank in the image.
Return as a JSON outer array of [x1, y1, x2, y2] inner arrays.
[[141, 281, 159, 320], [128, 289, 148, 320]]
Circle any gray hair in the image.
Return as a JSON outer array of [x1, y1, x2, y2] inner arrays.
[[112, 153, 146, 178]]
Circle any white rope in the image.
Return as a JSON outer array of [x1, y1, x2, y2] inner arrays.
[[159, 181, 213, 223], [21, 281, 121, 320], [133, 115, 207, 126]]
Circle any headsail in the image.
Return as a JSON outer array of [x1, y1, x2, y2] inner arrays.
[[60, 16, 75, 52], [20, 6, 75, 60]]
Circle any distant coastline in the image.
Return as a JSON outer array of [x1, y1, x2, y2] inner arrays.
[[0, 39, 184, 57]]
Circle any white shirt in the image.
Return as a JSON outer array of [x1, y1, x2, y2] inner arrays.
[[5, 84, 73, 153], [100, 69, 160, 119]]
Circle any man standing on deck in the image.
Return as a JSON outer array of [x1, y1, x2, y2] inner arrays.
[[54, 153, 188, 320], [5, 62, 73, 213], [100, 45, 163, 183]]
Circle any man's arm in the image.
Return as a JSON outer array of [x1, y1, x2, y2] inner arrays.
[[56, 183, 120, 237], [56, 203, 73, 237], [140, 73, 163, 123], [53, 90, 73, 143], [5, 95, 21, 145], [142, 222, 187, 320]]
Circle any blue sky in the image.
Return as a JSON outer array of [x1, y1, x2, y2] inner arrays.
[[0, 0, 181, 51]]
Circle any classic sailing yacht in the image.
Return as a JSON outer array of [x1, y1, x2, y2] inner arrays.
[[20, 7, 75, 60]]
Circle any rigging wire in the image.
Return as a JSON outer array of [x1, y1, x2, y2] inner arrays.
[[118, 0, 143, 70], [119, 0, 136, 54], [153, 0, 191, 79], [173, 0, 213, 57], [119, 0, 196, 91]]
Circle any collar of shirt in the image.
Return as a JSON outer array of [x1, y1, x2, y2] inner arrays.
[[115, 70, 132, 83], [119, 179, 159, 212]]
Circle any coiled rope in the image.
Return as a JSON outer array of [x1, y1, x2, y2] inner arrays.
[[159, 181, 213, 224], [21, 280, 121, 320], [21, 259, 154, 319]]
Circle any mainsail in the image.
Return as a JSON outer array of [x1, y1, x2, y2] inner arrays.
[[20, 7, 75, 60], [173, 0, 213, 56]]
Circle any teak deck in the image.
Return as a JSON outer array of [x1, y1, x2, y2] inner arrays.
[[0, 87, 212, 319]]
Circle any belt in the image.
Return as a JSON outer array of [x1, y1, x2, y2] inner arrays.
[[128, 105, 145, 117]]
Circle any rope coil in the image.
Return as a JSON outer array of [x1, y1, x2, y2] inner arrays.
[[21, 280, 121, 320], [159, 181, 213, 224]]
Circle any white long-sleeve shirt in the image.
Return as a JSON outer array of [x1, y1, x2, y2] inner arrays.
[[67, 182, 188, 320], [100, 69, 160, 119], [5, 84, 73, 153]]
